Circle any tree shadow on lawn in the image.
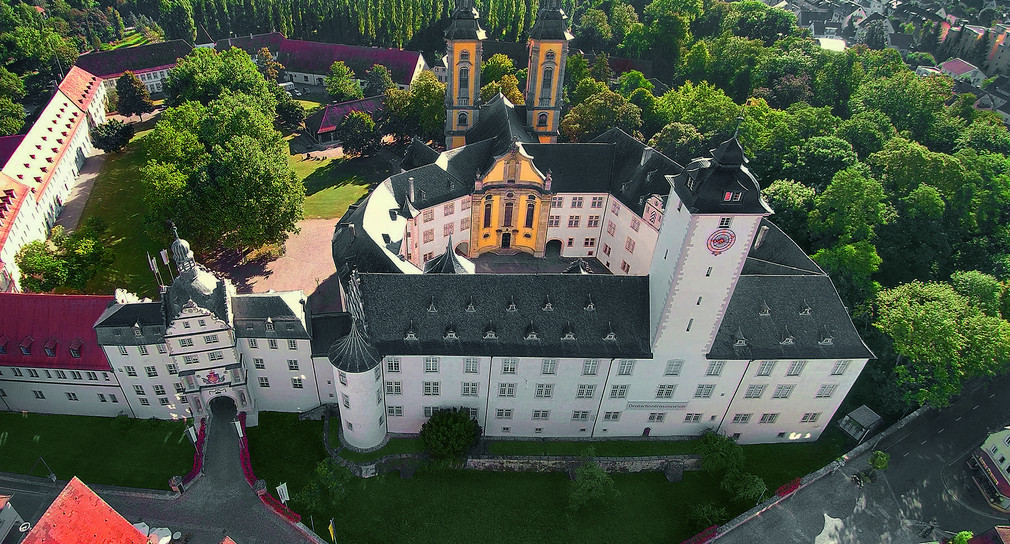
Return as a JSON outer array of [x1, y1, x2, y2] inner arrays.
[[302, 154, 394, 196], [203, 246, 272, 293]]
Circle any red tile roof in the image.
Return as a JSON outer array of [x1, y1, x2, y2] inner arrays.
[[308, 95, 384, 135], [940, 58, 978, 76], [58, 66, 102, 110], [0, 293, 115, 371], [21, 477, 148, 544], [0, 173, 29, 252], [0, 134, 25, 169], [74, 40, 194, 80], [0, 495, 10, 510], [970, 526, 1010, 544]]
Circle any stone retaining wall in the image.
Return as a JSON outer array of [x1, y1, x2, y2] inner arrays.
[[465, 454, 702, 476]]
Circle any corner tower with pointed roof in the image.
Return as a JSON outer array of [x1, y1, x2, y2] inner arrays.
[[444, 0, 486, 150], [526, 0, 573, 143]]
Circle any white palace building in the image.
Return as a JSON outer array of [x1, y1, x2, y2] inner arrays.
[[0, 0, 872, 452]]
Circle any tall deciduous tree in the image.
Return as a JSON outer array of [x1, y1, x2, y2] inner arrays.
[[480, 73, 524, 104], [0, 97, 24, 136], [15, 221, 113, 292], [255, 46, 284, 82], [116, 71, 156, 120], [481, 53, 516, 86], [782, 135, 859, 191], [761, 179, 815, 248], [338, 110, 379, 156], [161, 0, 197, 42], [362, 64, 395, 97], [560, 89, 642, 142], [91, 119, 136, 152], [325, 60, 363, 102], [419, 407, 481, 460], [808, 165, 893, 247], [165, 47, 276, 110]]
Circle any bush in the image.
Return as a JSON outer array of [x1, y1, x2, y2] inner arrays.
[[869, 450, 890, 471], [419, 407, 481, 461], [92, 119, 135, 153], [567, 460, 618, 512], [697, 431, 745, 475], [293, 459, 352, 511], [720, 469, 767, 503], [688, 502, 727, 533]]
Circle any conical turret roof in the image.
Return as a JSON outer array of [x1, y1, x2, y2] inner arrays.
[[326, 319, 381, 373]]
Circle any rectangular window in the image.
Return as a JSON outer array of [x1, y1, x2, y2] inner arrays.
[[602, 244, 611, 256], [534, 383, 554, 398], [706, 361, 724, 376], [70, 371, 82, 380], [145, 366, 158, 377], [153, 385, 166, 395], [760, 413, 780, 424], [134, 385, 145, 396], [125, 366, 137, 377], [387, 406, 403, 417], [183, 355, 199, 365], [423, 407, 436, 418], [376, 388, 382, 404], [464, 358, 480, 373], [801, 412, 821, 423], [33, 390, 45, 399], [665, 360, 684, 376], [532, 409, 550, 420], [462, 382, 479, 396], [208, 351, 223, 361], [620, 261, 630, 273], [648, 412, 666, 422], [467, 407, 479, 418], [110, 394, 118, 403], [719, 217, 732, 228], [139, 345, 149, 356], [342, 393, 350, 408], [422, 209, 434, 222], [424, 357, 440, 373], [630, 217, 641, 232], [374, 367, 382, 381], [787, 361, 807, 376], [259, 377, 270, 388], [249, 338, 258, 348], [498, 383, 516, 397], [772, 384, 795, 399], [253, 358, 265, 369], [291, 377, 303, 389], [99, 393, 107, 402], [157, 344, 167, 354], [423, 229, 434, 243], [175, 383, 185, 393], [66, 392, 79, 401], [287, 360, 299, 371], [576, 384, 596, 398], [732, 413, 752, 424], [591, 196, 604, 208], [339, 371, 347, 385], [140, 398, 150, 406], [422, 381, 440, 396], [756, 361, 775, 376], [159, 397, 170, 406], [443, 223, 454, 237], [618, 360, 634, 375], [567, 216, 580, 228], [571, 196, 584, 208], [603, 411, 620, 421], [28, 369, 39, 378], [694, 384, 715, 398], [541, 359, 557, 375], [118, 345, 128, 355], [587, 215, 600, 227], [167, 364, 178, 375], [386, 381, 402, 395], [685, 412, 702, 422], [831, 360, 851, 375], [496, 408, 513, 419], [387, 358, 401, 372], [56, 370, 66, 379], [567, 237, 574, 247], [656, 384, 676, 398], [745, 384, 766, 398], [606, 221, 616, 236], [815, 384, 837, 398], [204, 334, 219, 344], [548, 215, 560, 227], [610, 384, 629, 398], [443, 202, 454, 216], [179, 338, 194, 348], [502, 359, 517, 374], [625, 237, 636, 253], [460, 218, 470, 231], [269, 339, 278, 349], [572, 410, 589, 421], [582, 359, 598, 375], [552, 196, 563, 207], [287, 339, 298, 350], [584, 237, 596, 247]]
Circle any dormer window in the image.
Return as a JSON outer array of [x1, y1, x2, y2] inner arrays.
[[404, 327, 418, 341], [603, 330, 616, 342], [265, 318, 274, 332], [69, 338, 83, 358], [800, 302, 812, 316], [506, 296, 517, 313], [723, 191, 742, 202], [428, 296, 438, 313], [526, 330, 539, 341], [44, 337, 58, 357], [780, 327, 795, 346], [543, 296, 553, 312], [20, 336, 32, 355], [819, 327, 834, 346], [562, 331, 576, 341], [759, 301, 771, 317], [484, 324, 498, 340], [444, 326, 458, 340], [133, 325, 143, 337], [465, 297, 476, 313], [585, 294, 595, 312]]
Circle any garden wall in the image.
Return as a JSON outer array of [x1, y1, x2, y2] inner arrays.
[[465, 454, 702, 477]]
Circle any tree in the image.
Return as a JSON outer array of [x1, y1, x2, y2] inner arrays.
[[481, 53, 516, 86], [406, 71, 446, 141], [761, 179, 815, 248], [161, 0, 197, 42], [564, 53, 590, 96], [649, 122, 705, 165], [956, 119, 1010, 155], [811, 240, 883, 306], [809, 165, 892, 247], [568, 460, 618, 511], [590, 52, 611, 82], [15, 241, 68, 292], [0, 66, 25, 100], [0, 97, 24, 136], [697, 431, 745, 475], [91, 119, 135, 153], [782, 136, 859, 191], [255, 47, 284, 82], [561, 89, 642, 142], [905, 52, 936, 67], [720, 469, 767, 503], [682, 41, 711, 82], [338, 111, 379, 156], [952, 531, 974, 544], [14, 221, 113, 292], [610, 1, 640, 44], [723, 0, 796, 45], [325, 60, 363, 102], [862, 20, 887, 50], [363, 64, 395, 97], [166, 48, 277, 110], [951, 270, 1003, 317], [875, 281, 1010, 407], [275, 93, 305, 132], [836, 110, 895, 159], [850, 71, 952, 143], [869, 450, 890, 471], [577, 9, 613, 52], [569, 78, 609, 107], [419, 407, 481, 461], [616, 70, 653, 97], [115, 71, 155, 120], [481, 73, 524, 105], [293, 459, 351, 511], [688, 502, 728, 533]]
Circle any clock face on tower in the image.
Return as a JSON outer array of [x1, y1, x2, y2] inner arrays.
[[707, 229, 736, 256]]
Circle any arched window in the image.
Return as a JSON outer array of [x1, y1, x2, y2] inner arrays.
[[460, 50, 470, 62], [458, 112, 468, 127], [483, 202, 493, 228], [525, 199, 536, 228], [458, 67, 470, 99], [540, 67, 553, 100], [503, 202, 514, 227], [537, 113, 548, 127]]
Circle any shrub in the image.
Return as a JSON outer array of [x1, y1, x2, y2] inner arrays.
[[776, 477, 801, 497], [697, 431, 745, 475], [720, 469, 767, 503], [92, 119, 135, 153], [567, 461, 618, 512], [869, 450, 890, 471], [419, 407, 481, 461], [688, 502, 727, 533]]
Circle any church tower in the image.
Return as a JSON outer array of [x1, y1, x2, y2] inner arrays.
[[525, 0, 573, 143], [444, 0, 486, 149]]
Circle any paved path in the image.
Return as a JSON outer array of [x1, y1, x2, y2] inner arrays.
[[219, 219, 338, 297], [717, 374, 1010, 544], [54, 149, 106, 232]]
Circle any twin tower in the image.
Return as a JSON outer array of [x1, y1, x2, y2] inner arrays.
[[443, 0, 574, 149]]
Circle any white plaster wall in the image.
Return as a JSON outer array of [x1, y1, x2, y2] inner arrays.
[[597, 196, 659, 275], [238, 337, 320, 412], [334, 366, 386, 449], [414, 195, 473, 263], [0, 378, 130, 417], [383, 355, 489, 434], [104, 344, 190, 419]]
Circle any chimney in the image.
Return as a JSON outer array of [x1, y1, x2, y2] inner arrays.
[[753, 225, 769, 250], [408, 177, 415, 202]]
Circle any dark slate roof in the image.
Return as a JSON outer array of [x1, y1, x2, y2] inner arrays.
[[444, 0, 488, 41], [672, 136, 772, 215], [326, 319, 382, 373], [388, 163, 470, 210], [423, 240, 471, 273], [306, 95, 384, 136], [94, 302, 166, 346], [164, 264, 231, 324], [527, 0, 574, 41], [232, 293, 309, 339], [888, 32, 914, 49], [482, 40, 531, 70], [310, 312, 352, 357], [400, 138, 440, 171], [357, 273, 652, 358], [215, 32, 286, 55], [331, 194, 405, 281], [591, 128, 681, 214], [74, 40, 194, 79], [525, 143, 615, 193], [464, 93, 535, 154], [709, 220, 873, 361]]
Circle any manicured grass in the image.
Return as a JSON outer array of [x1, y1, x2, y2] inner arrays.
[[0, 412, 193, 489], [295, 99, 325, 116], [101, 31, 149, 51], [741, 426, 850, 490], [488, 438, 701, 457], [80, 134, 164, 297], [246, 412, 327, 495], [292, 154, 393, 219], [337, 438, 425, 463]]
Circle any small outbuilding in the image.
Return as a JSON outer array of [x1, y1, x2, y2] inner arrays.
[[838, 405, 882, 443]]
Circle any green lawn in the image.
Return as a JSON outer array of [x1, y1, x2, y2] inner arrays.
[[0, 412, 193, 489], [80, 134, 164, 297], [337, 438, 425, 463], [292, 153, 393, 219], [295, 99, 326, 116], [101, 30, 149, 51]]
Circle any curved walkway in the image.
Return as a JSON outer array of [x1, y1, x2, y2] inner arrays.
[[100, 404, 317, 544]]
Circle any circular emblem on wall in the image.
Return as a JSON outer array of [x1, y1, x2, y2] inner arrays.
[[707, 229, 736, 256]]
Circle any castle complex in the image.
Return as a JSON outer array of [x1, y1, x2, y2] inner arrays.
[[0, 0, 872, 452]]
